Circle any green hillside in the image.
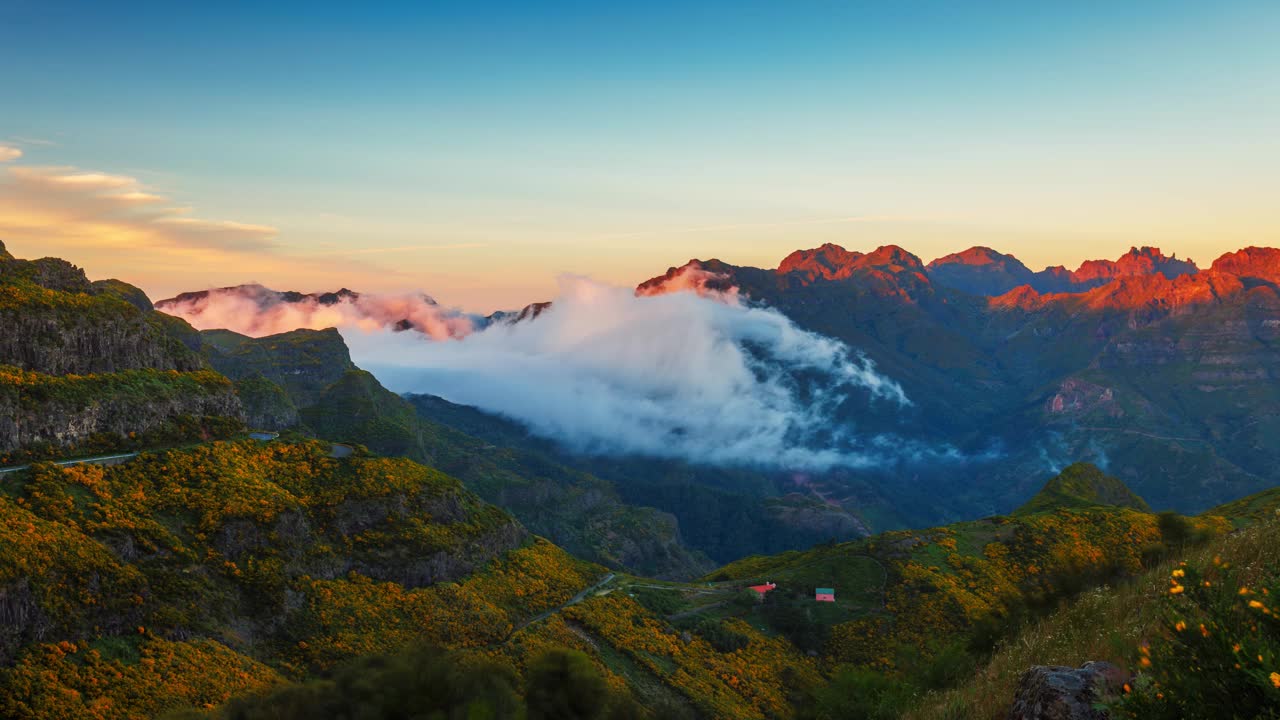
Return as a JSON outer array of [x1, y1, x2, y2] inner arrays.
[[0, 439, 604, 719], [0, 247, 243, 462], [906, 516, 1280, 719], [1013, 462, 1152, 515], [199, 329, 714, 579], [701, 465, 1229, 685]]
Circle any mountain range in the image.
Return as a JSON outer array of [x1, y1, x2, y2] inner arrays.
[[149, 241, 1280, 559], [5, 237, 1280, 718], [634, 242, 1280, 523]]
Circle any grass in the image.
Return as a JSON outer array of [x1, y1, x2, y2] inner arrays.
[[903, 520, 1280, 720]]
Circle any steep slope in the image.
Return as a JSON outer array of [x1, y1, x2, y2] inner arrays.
[[636, 243, 1280, 521], [926, 246, 1037, 296], [0, 246, 243, 461], [201, 328, 354, 408], [407, 393, 869, 567], [0, 439, 604, 719], [904, 510, 1280, 720], [0, 252, 203, 375], [1210, 245, 1280, 285], [702, 467, 1229, 686], [201, 328, 711, 578]]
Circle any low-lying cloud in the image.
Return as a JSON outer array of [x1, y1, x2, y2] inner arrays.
[[156, 284, 477, 340], [358, 276, 912, 470]]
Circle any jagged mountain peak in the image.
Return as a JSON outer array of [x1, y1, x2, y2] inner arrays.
[[1072, 245, 1197, 283], [1210, 246, 1280, 285], [777, 243, 866, 280]]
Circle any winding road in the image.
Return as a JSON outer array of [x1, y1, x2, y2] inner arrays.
[[493, 572, 617, 647], [0, 452, 140, 476]]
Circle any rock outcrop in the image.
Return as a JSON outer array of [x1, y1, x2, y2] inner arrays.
[[201, 328, 356, 408], [931, 246, 1198, 297], [0, 370, 242, 454], [0, 245, 242, 457], [0, 251, 202, 374], [1008, 662, 1126, 719]]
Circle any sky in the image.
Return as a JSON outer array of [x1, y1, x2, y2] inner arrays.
[[1, 0, 1278, 312]]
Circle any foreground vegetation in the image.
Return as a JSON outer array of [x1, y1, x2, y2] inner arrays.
[[905, 507, 1280, 719]]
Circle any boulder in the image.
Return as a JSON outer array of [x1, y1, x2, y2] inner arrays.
[[1008, 661, 1126, 720]]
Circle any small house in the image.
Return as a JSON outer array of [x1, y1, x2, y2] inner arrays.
[[748, 582, 777, 596], [815, 587, 835, 602]]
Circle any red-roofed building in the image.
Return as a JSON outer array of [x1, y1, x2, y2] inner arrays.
[[748, 582, 777, 595]]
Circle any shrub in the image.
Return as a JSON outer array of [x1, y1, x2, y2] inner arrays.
[[1112, 545, 1280, 718]]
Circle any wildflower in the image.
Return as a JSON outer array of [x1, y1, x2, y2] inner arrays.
[[1123, 683, 1132, 694], [1240, 587, 1251, 595], [1172, 569, 1186, 578], [1249, 600, 1266, 610], [1175, 621, 1187, 632], [1272, 672, 1280, 690], [1234, 644, 1242, 653], [1140, 656, 1152, 668], [1200, 624, 1210, 637], [1170, 584, 1185, 595]]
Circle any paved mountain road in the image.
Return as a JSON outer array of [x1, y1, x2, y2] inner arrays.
[[492, 572, 617, 647], [0, 452, 140, 476]]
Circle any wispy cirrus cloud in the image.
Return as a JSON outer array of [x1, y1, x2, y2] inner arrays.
[[0, 165, 278, 253], [0, 155, 420, 298], [0, 145, 22, 162]]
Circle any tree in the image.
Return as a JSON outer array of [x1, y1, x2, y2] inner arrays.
[[525, 649, 610, 720]]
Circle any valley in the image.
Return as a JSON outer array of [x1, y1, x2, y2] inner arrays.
[[3, 239, 1280, 719]]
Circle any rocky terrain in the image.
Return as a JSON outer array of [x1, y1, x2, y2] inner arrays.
[[634, 242, 1280, 521], [0, 241, 242, 459]]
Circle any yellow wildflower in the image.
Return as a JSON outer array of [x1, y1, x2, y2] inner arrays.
[[1172, 569, 1186, 578], [1249, 600, 1266, 610], [1272, 672, 1280, 689], [1174, 621, 1187, 632], [1170, 584, 1185, 595]]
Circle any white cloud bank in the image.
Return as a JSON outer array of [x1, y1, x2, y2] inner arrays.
[[356, 276, 910, 470], [157, 284, 476, 339]]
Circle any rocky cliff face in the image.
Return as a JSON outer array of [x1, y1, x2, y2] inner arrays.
[[1210, 246, 1280, 285], [201, 328, 355, 409], [0, 370, 242, 455], [0, 246, 242, 458], [930, 245, 1198, 297], [0, 251, 202, 374]]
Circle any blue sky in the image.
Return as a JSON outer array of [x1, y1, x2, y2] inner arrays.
[[1, 0, 1277, 309]]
